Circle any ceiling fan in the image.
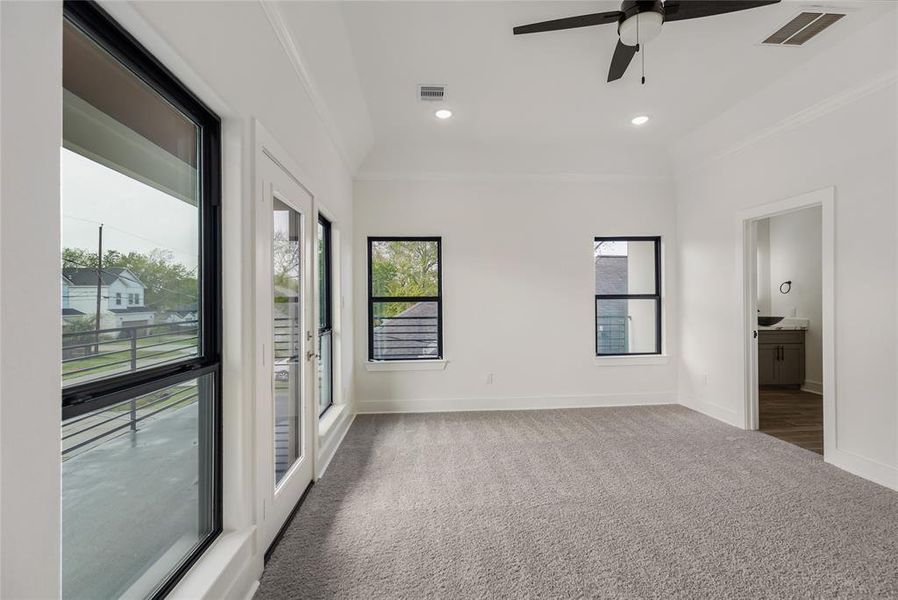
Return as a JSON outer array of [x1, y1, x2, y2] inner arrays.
[[513, 1, 781, 83]]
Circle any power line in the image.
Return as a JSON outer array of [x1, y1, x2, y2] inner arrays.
[[63, 214, 198, 266]]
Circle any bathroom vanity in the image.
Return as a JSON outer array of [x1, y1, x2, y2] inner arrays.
[[758, 329, 805, 387]]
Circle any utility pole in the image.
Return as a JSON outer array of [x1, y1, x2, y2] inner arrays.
[[94, 224, 103, 355]]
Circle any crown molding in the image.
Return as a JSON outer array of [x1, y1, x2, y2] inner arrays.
[[354, 171, 673, 184], [259, 0, 358, 174], [676, 69, 898, 175]]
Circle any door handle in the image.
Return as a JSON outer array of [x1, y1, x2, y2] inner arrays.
[[306, 350, 317, 362]]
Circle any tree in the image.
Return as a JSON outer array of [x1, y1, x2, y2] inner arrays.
[[272, 230, 299, 296], [371, 241, 439, 317]]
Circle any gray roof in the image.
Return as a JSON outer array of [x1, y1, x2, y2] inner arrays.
[[62, 267, 143, 287], [108, 306, 154, 314], [372, 301, 439, 359], [62, 308, 85, 316]]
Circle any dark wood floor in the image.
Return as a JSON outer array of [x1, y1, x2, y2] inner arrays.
[[759, 387, 823, 455]]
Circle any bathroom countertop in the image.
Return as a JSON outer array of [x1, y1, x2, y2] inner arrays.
[[758, 317, 809, 331]]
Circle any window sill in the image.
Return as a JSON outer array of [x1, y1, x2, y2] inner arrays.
[[365, 360, 448, 372], [593, 354, 669, 366], [318, 403, 346, 438]]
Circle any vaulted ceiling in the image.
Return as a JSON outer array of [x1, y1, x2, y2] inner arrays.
[[280, 1, 895, 177]]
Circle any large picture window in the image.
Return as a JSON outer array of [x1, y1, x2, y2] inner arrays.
[[594, 237, 661, 356], [368, 237, 442, 361], [61, 3, 221, 599]]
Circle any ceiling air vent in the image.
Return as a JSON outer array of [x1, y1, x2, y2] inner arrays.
[[417, 85, 445, 102], [762, 12, 845, 46]]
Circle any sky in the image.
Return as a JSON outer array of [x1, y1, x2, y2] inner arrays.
[[595, 240, 628, 257], [61, 148, 199, 270]]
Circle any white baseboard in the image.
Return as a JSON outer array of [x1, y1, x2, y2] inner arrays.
[[316, 407, 354, 479], [801, 379, 824, 395], [356, 391, 676, 414], [678, 396, 742, 428], [826, 448, 898, 492]]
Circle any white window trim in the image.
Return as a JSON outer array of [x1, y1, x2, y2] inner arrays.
[[365, 359, 448, 372], [593, 354, 669, 366]]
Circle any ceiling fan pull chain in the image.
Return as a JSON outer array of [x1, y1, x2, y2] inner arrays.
[[639, 41, 645, 85], [636, 12, 645, 85]]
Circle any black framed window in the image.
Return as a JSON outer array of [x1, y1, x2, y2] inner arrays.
[[317, 216, 333, 416], [368, 237, 442, 361], [594, 237, 661, 356], [60, 2, 221, 599]]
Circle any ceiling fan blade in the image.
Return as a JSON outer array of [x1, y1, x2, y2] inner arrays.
[[607, 40, 638, 82], [513, 11, 621, 35], [664, 1, 780, 23]]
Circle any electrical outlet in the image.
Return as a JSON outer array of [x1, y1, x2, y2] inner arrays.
[[485, 373, 494, 385], [790, 307, 797, 317], [702, 373, 709, 386]]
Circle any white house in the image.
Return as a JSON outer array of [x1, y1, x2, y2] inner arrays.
[[61, 267, 154, 330]]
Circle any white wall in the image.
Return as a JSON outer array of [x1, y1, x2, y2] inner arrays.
[[353, 177, 678, 413], [0, 3, 63, 597], [674, 15, 898, 489], [757, 207, 824, 391], [0, 1, 359, 598], [756, 219, 771, 315]]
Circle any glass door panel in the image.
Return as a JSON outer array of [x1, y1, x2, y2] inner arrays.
[[272, 198, 302, 485]]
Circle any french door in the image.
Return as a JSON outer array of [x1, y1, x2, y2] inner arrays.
[[256, 149, 315, 552]]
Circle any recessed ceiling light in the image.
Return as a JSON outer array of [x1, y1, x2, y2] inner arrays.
[[631, 115, 649, 126], [435, 109, 453, 120]]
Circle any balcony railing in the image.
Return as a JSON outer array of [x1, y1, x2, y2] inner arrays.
[[62, 320, 199, 386], [372, 314, 439, 360], [596, 315, 629, 354], [62, 380, 199, 460]]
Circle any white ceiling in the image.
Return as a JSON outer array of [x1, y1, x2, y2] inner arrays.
[[286, 1, 894, 176]]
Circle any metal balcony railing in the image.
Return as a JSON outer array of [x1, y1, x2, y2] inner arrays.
[[372, 314, 439, 359], [596, 315, 629, 354], [62, 320, 199, 385]]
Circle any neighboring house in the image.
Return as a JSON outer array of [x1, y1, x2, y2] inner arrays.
[[62, 267, 155, 330], [61, 274, 86, 325], [160, 304, 199, 325], [595, 254, 629, 354]]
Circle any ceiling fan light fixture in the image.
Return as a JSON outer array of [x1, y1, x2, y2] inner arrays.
[[618, 11, 663, 47], [435, 108, 453, 120], [631, 115, 649, 126]]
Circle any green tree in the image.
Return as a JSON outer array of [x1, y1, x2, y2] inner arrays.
[[371, 241, 439, 317]]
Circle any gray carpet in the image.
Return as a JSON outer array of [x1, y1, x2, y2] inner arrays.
[[257, 405, 898, 599]]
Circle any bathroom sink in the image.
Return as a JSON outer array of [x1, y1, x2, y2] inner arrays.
[[758, 316, 785, 327]]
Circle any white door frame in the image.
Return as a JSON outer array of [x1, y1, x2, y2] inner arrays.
[[737, 186, 835, 457], [253, 120, 317, 552]]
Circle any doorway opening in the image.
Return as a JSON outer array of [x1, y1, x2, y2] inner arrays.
[[741, 188, 835, 458], [756, 207, 823, 453]]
